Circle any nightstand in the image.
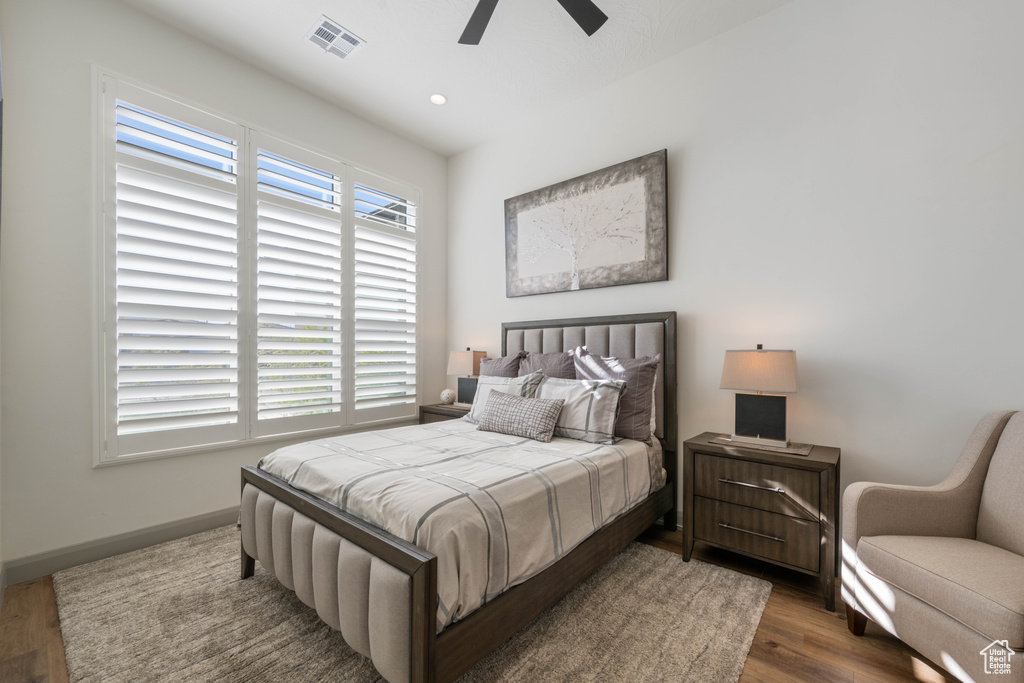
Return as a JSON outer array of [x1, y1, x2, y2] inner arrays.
[[418, 403, 470, 424], [682, 432, 840, 611]]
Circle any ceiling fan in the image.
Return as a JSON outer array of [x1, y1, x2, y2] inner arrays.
[[459, 0, 608, 45]]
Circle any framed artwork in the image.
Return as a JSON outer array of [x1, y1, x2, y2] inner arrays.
[[504, 149, 667, 297]]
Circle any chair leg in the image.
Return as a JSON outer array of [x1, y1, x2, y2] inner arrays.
[[846, 604, 867, 636]]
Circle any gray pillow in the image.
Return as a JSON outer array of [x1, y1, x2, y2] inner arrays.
[[479, 350, 527, 377], [573, 348, 661, 443], [518, 350, 575, 379], [476, 391, 565, 443], [532, 376, 625, 444]]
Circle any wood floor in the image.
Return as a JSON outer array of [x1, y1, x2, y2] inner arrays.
[[0, 527, 951, 683]]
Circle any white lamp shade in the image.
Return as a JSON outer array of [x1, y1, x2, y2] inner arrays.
[[447, 350, 486, 376], [720, 349, 798, 393], [446, 351, 474, 376]]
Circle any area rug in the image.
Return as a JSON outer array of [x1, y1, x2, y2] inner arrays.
[[53, 526, 771, 682]]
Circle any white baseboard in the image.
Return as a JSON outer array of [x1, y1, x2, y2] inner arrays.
[[3, 506, 240, 586], [0, 562, 7, 616]]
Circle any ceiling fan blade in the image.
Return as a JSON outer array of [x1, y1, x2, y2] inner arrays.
[[459, 0, 500, 45], [556, 0, 608, 36]]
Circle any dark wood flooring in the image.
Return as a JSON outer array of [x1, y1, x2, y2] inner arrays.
[[0, 527, 951, 682]]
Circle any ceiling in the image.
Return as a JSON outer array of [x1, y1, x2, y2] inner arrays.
[[119, 0, 792, 157]]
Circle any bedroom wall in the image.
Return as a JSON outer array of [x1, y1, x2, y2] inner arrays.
[[0, 0, 447, 563], [0, 35, 5, 597], [447, 0, 1024, 498]]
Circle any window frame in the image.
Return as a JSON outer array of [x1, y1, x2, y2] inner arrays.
[[94, 71, 422, 466]]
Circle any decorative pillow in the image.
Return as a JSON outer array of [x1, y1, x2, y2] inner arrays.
[[518, 350, 575, 379], [465, 371, 544, 424], [573, 348, 661, 443], [650, 375, 658, 435], [532, 376, 625, 444], [479, 350, 527, 377], [476, 391, 565, 443]]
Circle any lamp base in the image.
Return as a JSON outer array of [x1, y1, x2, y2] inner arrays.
[[727, 433, 790, 448], [734, 393, 788, 444], [457, 376, 479, 404]]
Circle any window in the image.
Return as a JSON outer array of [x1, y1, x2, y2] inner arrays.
[[352, 177, 418, 417], [99, 76, 419, 462]]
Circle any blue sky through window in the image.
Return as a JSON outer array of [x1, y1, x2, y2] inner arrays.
[[116, 102, 235, 174], [257, 151, 338, 206]]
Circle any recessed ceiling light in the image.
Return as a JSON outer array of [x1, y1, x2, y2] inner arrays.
[[429, 94, 448, 105]]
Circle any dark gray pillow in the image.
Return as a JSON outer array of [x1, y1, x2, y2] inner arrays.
[[476, 391, 565, 443], [573, 348, 661, 443], [518, 350, 575, 379], [479, 350, 527, 377]]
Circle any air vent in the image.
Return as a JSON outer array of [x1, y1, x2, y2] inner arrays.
[[306, 15, 365, 60]]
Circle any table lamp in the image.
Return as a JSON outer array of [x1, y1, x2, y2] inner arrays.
[[447, 348, 486, 404], [719, 345, 798, 447]]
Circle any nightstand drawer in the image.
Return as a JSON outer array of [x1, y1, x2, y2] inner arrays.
[[694, 497, 820, 572], [694, 452, 819, 520]]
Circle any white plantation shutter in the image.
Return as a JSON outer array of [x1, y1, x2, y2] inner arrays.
[[105, 81, 244, 456], [353, 175, 418, 420], [254, 146, 345, 435], [100, 75, 422, 461]]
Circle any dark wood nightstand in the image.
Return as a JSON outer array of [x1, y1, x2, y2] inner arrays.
[[418, 403, 470, 424], [682, 432, 840, 611]]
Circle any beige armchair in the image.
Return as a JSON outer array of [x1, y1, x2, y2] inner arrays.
[[843, 410, 1024, 683]]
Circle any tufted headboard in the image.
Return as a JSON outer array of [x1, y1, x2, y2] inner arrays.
[[501, 311, 677, 452]]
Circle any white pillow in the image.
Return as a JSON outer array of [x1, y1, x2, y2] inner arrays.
[[650, 374, 658, 435], [464, 371, 544, 424], [532, 376, 625, 444]]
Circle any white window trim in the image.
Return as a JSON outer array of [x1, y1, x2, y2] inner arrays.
[[93, 69, 422, 467]]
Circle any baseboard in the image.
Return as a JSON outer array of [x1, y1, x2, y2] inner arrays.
[[3, 506, 240, 586], [0, 562, 7, 616]]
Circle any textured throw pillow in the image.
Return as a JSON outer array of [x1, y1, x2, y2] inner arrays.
[[476, 391, 565, 443], [532, 376, 625, 444], [465, 371, 544, 424], [573, 348, 661, 443], [479, 350, 527, 377], [518, 350, 575, 379]]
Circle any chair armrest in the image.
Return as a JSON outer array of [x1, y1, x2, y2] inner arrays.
[[843, 410, 1016, 552], [842, 480, 977, 551]]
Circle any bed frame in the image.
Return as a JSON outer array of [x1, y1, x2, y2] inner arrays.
[[240, 311, 677, 683]]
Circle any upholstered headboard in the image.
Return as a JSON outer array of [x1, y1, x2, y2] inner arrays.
[[501, 311, 677, 451]]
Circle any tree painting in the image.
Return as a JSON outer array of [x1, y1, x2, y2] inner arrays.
[[516, 178, 646, 290], [504, 150, 667, 298]]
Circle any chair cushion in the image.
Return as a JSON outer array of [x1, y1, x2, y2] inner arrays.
[[977, 411, 1024, 555], [858, 535, 1024, 648]]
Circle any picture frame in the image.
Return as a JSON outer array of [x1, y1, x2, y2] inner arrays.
[[504, 149, 667, 297]]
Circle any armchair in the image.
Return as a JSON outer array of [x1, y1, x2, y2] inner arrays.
[[843, 410, 1024, 683]]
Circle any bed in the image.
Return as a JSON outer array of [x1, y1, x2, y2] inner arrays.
[[239, 311, 678, 683]]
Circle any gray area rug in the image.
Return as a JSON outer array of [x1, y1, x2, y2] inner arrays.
[[53, 526, 771, 682]]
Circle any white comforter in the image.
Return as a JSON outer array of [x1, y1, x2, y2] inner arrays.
[[259, 418, 660, 630]]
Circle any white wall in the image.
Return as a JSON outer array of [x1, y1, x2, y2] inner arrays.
[[0, 33, 4, 582], [448, 0, 1024, 497], [0, 0, 447, 561]]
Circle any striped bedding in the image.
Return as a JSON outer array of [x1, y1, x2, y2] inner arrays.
[[258, 417, 664, 631]]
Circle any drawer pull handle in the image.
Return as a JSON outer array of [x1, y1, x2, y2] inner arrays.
[[718, 478, 785, 494], [719, 523, 786, 543]]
